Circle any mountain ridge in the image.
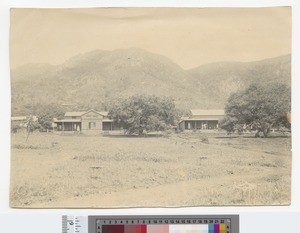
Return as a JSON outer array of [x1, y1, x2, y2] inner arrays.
[[11, 49, 291, 115]]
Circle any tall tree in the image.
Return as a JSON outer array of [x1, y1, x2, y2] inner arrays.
[[221, 83, 291, 137], [108, 95, 180, 135]]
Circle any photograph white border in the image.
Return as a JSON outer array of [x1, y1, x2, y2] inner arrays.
[[1, 0, 299, 216]]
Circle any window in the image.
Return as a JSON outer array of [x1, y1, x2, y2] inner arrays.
[[89, 122, 96, 129]]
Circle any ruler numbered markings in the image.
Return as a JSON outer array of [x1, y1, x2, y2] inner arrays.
[[63, 216, 238, 233]]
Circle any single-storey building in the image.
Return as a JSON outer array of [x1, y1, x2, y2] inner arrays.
[[54, 109, 120, 134], [54, 109, 225, 134], [11, 115, 39, 133], [179, 109, 225, 131], [11, 116, 27, 123], [11, 115, 38, 126]]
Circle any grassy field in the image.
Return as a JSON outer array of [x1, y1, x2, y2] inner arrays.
[[10, 130, 291, 208]]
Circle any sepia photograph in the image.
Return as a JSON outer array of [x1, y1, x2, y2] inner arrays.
[[10, 7, 291, 208]]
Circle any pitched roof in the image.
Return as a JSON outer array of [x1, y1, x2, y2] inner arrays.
[[81, 109, 108, 117], [64, 112, 85, 117], [191, 109, 225, 116], [65, 110, 108, 117], [99, 111, 108, 116]]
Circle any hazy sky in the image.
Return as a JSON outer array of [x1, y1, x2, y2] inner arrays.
[[10, 7, 291, 69]]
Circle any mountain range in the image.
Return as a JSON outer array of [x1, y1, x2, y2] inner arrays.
[[11, 48, 291, 115]]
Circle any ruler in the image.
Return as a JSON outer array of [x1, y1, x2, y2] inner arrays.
[[63, 215, 239, 233]]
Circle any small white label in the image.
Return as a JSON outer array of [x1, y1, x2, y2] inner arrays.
[[63, 216, 88, 233]]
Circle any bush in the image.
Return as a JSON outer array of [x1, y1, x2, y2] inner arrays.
[[201, 135, 209, 144], [11, 124, 22, 133]]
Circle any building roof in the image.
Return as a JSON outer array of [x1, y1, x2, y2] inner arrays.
[[11, 116, 27, 121], [102, 119, 114, 122], [99, 111, 108, 116], [54, 119, 82, 123], [64, 112, 85, 117], [191, 109, 225, 116], [65, 110, 108, 117]]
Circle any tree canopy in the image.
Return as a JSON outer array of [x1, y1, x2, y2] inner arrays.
[[108, 95, 180, 135], [33, 104, 65, 130], [221, 83, 291, 137]]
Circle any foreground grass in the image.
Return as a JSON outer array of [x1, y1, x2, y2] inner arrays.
[[10, 131, 291, 207]]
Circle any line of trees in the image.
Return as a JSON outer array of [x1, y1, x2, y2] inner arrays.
[[12, 84, 291, 138], [11, 96, 183, 135]]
